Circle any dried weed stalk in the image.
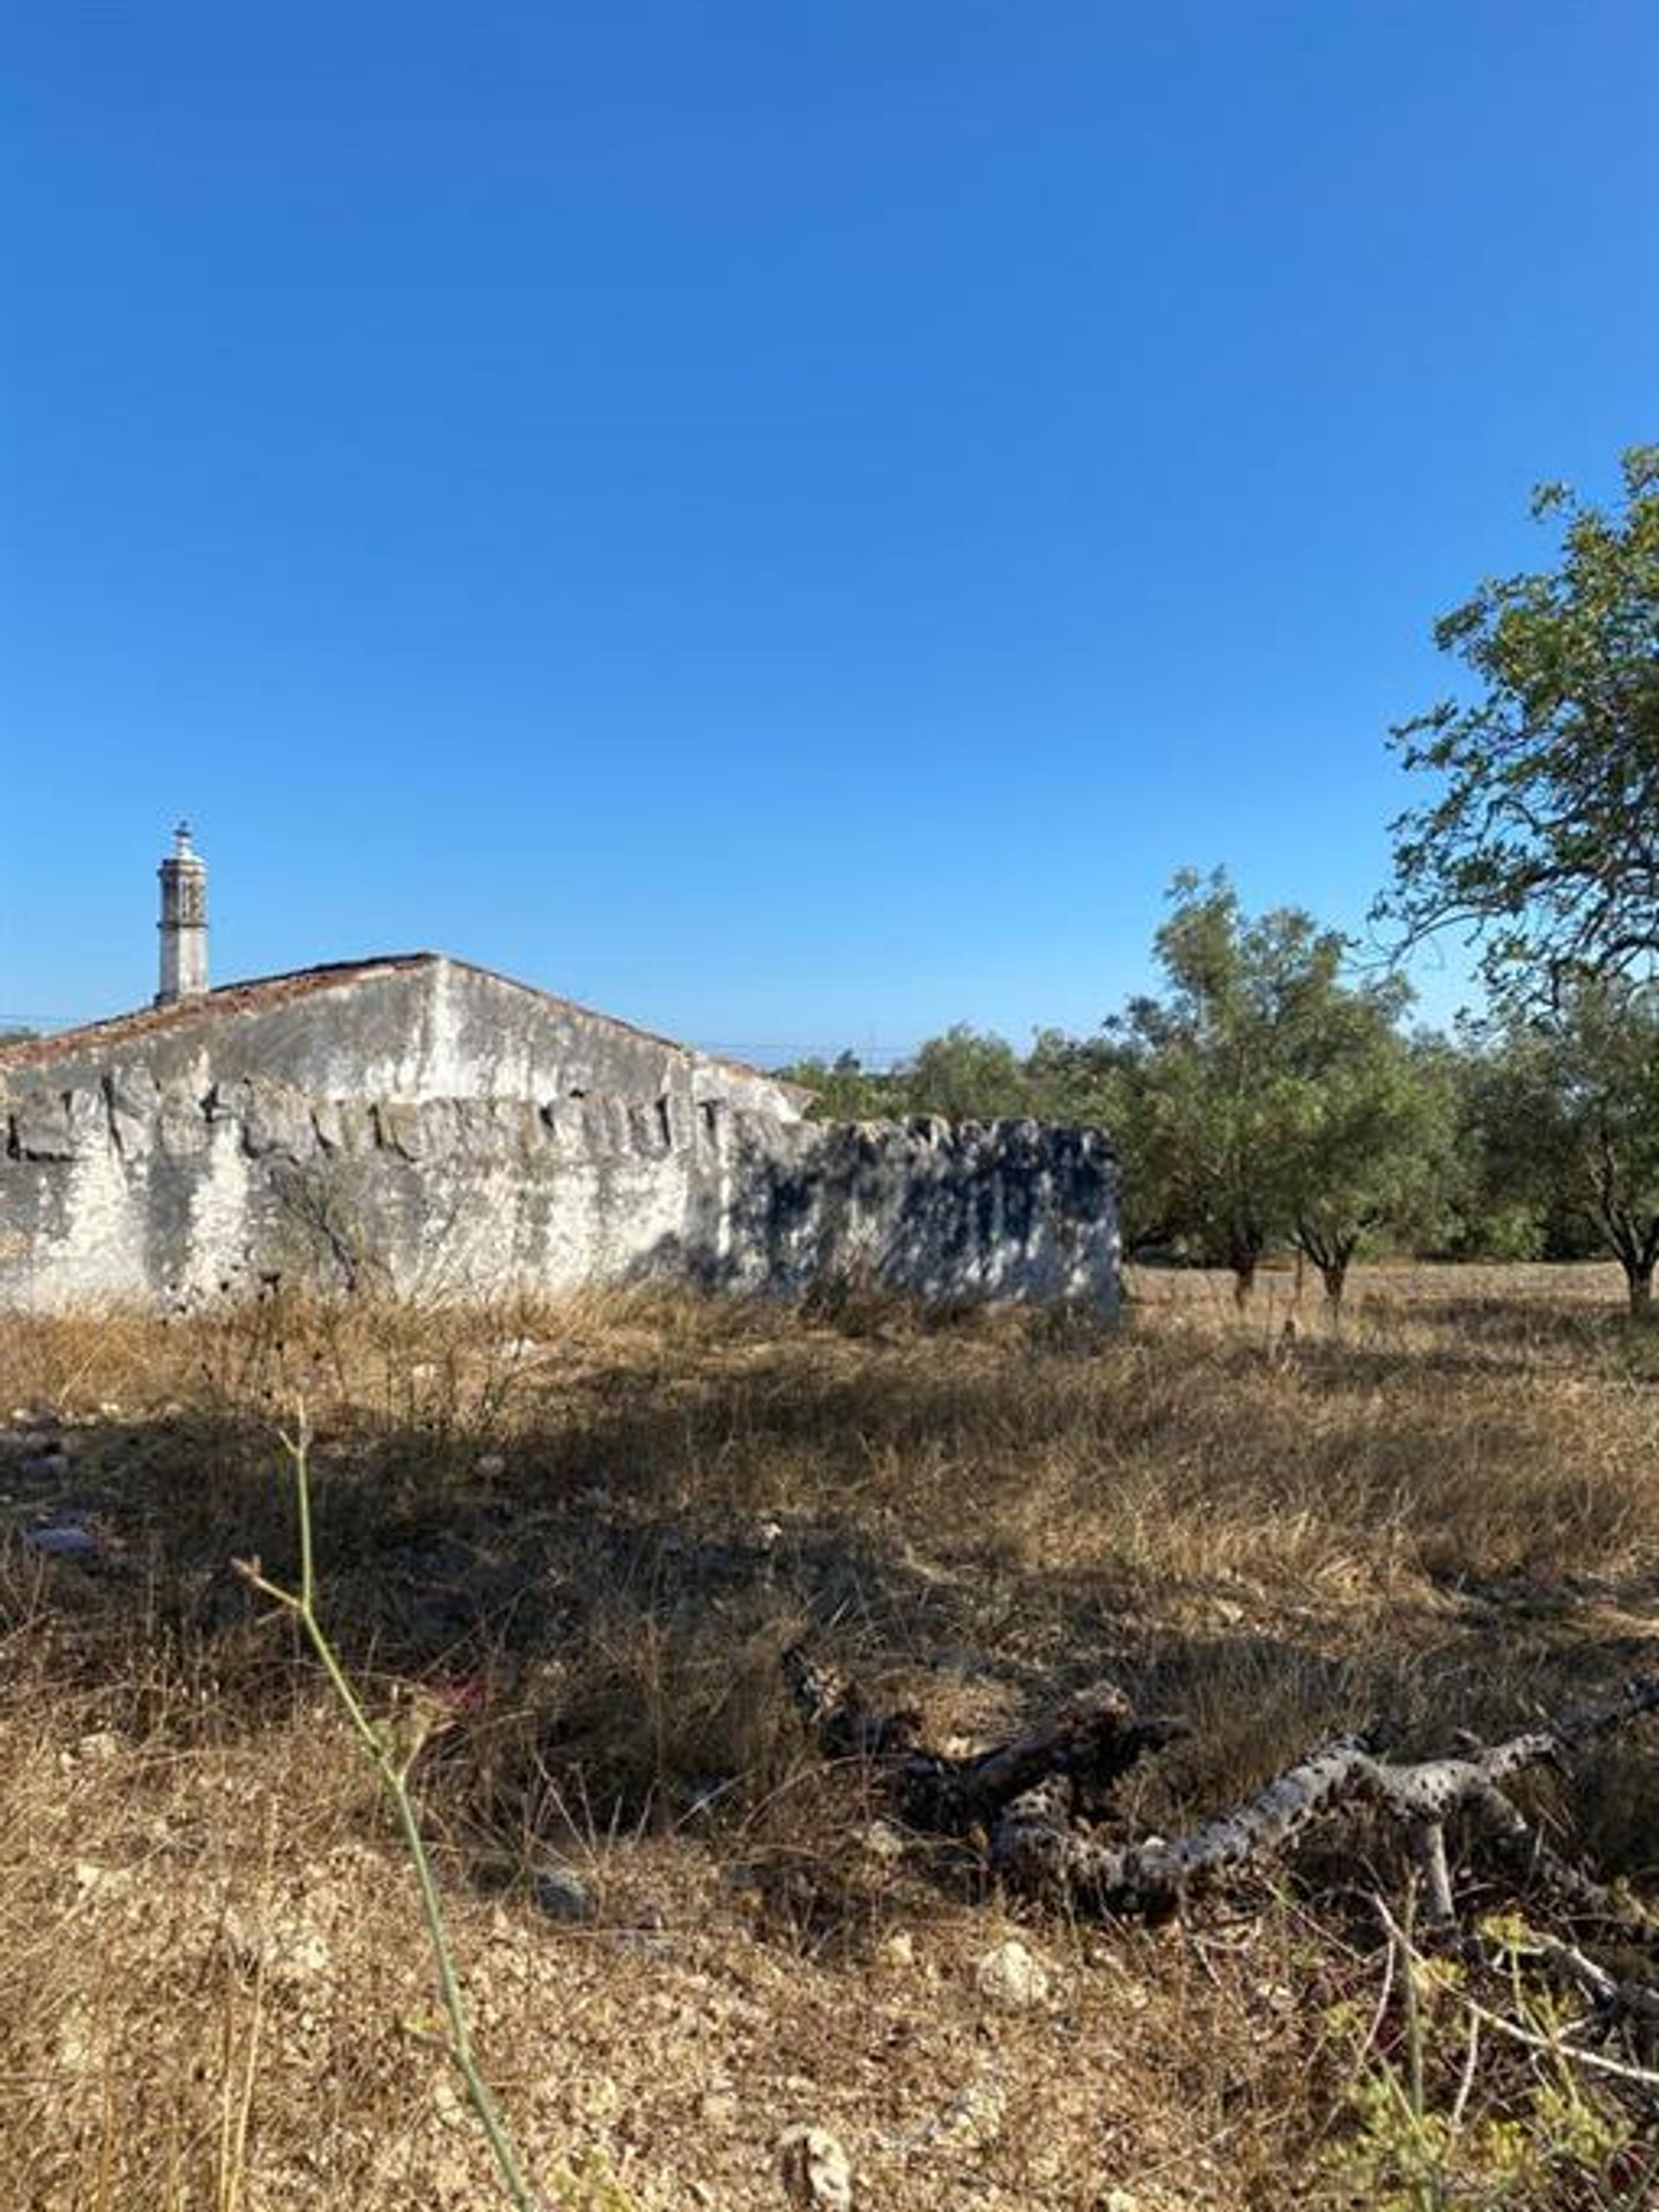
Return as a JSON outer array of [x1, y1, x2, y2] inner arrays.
[[235, 1408, 543, 2212]]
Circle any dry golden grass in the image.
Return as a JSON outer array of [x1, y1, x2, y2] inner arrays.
[[1, 1265, 1656, 2208]]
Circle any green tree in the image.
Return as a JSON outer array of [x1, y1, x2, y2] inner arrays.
[[1280, 1020, 1459, 1313], [1025, 1028, 1126, 1130], [904, 1024, 1035, 1120], [1433, 1022, 1603, 1263], [1112, 874, 1448, 1306], [1382, 447, 1659, 998], [1472, 981, 1659, 1313], [776, 1049, 905, 1122], [1419, 1028, 1547, 1262], [779, 1030, 1037, 1122]]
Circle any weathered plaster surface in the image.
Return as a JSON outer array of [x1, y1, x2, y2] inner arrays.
[[2, 957, 803, 1122], [0, 961, 1119, 1314]]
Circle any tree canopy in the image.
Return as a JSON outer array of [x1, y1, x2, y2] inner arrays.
[[781, 876, 1460, 1307], [1109, 873, 1452, 1306], [1471, 981, 1659, 1313], [1382, 447, 1659, 998]]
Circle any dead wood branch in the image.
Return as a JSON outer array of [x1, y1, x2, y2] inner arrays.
[[781, 1647, 1185, 1834], [785, 1650, 1659, 1930], [993, 1678, 1659, 1920], [1475, 1922, 1659, 2055]]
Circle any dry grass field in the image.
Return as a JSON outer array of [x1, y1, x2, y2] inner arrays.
[[2, 1263, 1657, 2209]]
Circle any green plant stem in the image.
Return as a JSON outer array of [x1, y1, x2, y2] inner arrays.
[[240, 1414, 543, 2212]]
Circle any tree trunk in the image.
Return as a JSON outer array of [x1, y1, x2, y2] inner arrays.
[[1231, 1255, 1257, 1309], [1626, 1263, 1654, 1317]]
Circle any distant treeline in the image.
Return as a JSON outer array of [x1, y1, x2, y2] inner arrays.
[[782, 448, 1659, 1315], [777, 872, 1659, 1314]]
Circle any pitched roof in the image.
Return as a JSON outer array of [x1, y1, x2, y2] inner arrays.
[[0, 952, 807, 1099], [0, 956, 435, 1074]]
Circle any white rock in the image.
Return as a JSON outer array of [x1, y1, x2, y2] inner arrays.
[[777, 2124, 854, 2209], [931, 2070, 1007, 2148], [73, 1859, 129, 1895], [975, 1936, 1052, 2009]]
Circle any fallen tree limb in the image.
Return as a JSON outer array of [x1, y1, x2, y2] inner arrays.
[[992, 1678, 1659, 1920], [782, 1646, 1185, 1835], [785, 1650, 1659, 1931]]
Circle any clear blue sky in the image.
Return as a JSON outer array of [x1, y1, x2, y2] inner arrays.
[[3, 3, 1655, 1062]]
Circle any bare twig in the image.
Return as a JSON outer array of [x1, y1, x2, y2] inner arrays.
[[1379, 1901, 1659, 2095]]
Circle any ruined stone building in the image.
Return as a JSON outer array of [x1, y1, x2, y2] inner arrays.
[[0, 829, 1120, 1313]]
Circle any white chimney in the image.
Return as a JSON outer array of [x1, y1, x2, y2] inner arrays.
[[156, 821, 208, 1004]]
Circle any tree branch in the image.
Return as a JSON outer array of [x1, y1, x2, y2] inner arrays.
[[786, 1653, 1659, 1932]]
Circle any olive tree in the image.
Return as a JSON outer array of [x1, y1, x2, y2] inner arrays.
[[904, 1025, 1037, 1120], [778, 1050, 906, 1122], [1382, 448, 1659, 999], [1280, 1022, 1459, 1314], [1113, 874, 1452, 1306], [1475, 981, 1659, 1313]]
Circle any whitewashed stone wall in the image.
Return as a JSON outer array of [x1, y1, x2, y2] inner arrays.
[[0, 1071, 1119, 1313], [0, 957, 1119, 1313]]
